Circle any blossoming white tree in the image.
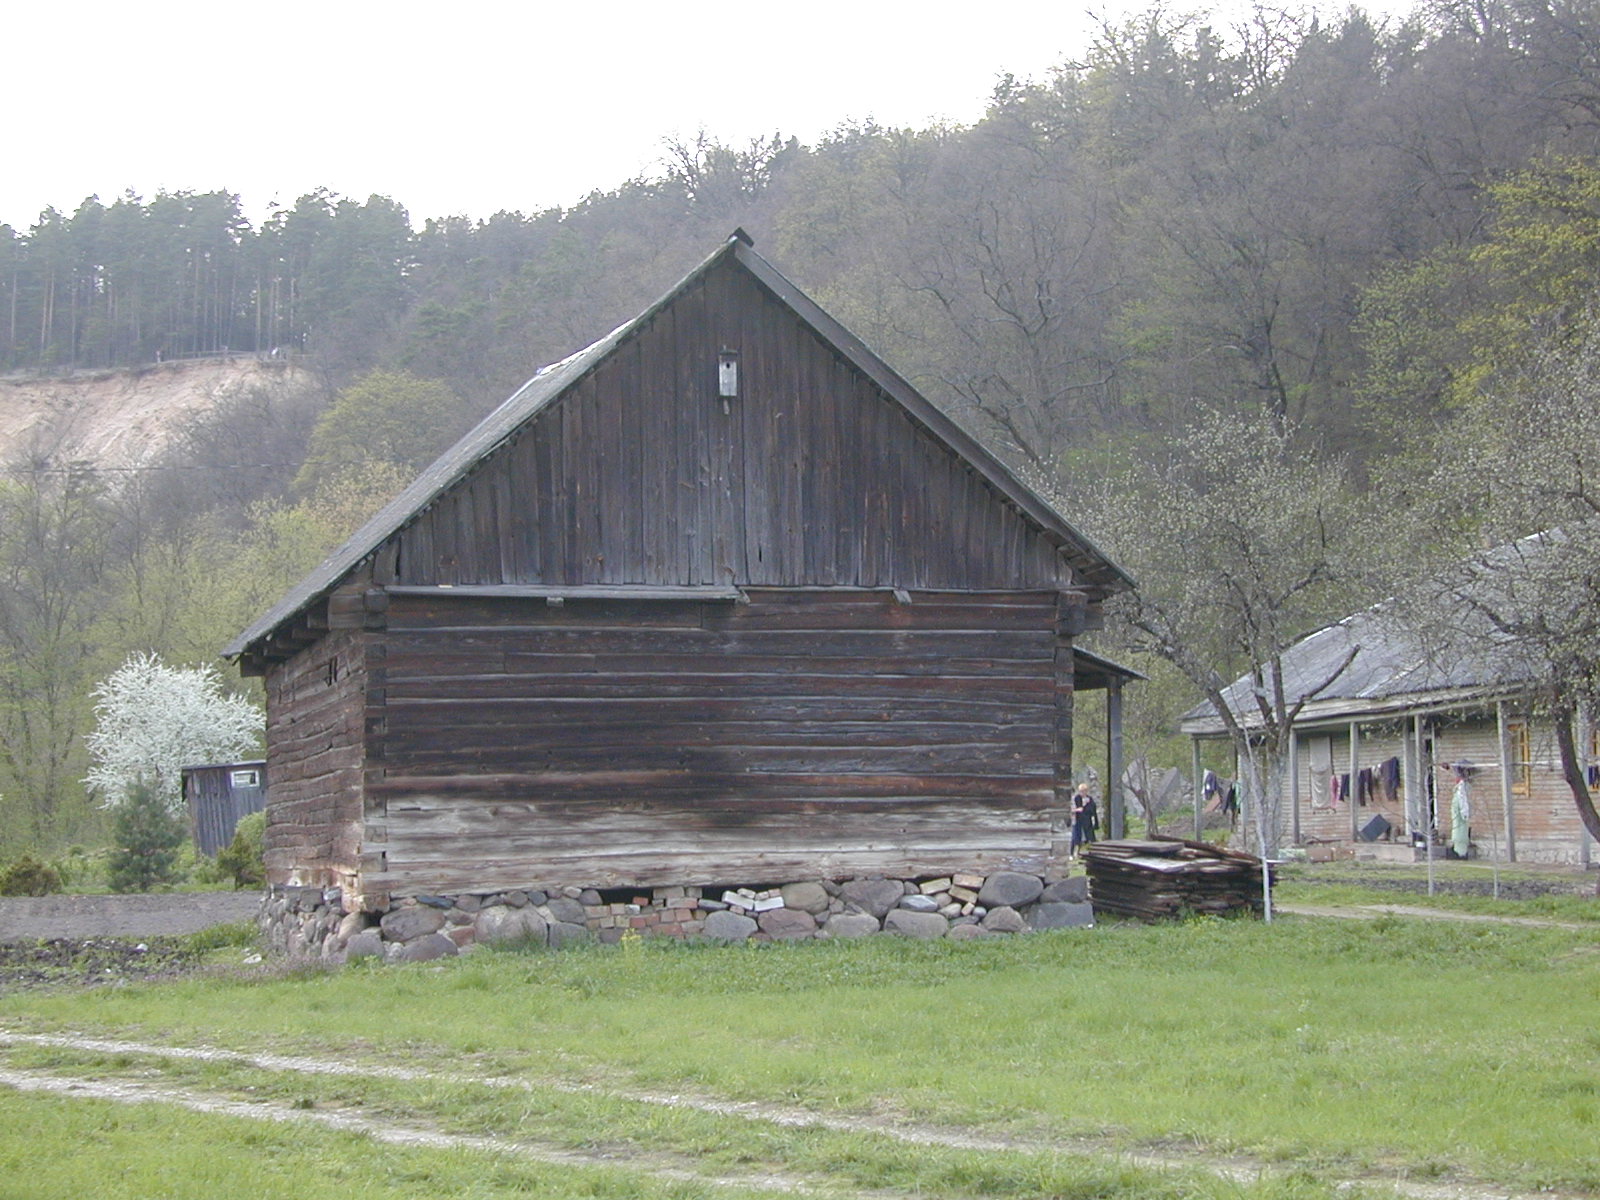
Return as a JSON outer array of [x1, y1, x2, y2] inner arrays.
[[84, 652, 262, 810]]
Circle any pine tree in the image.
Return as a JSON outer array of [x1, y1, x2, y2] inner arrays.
[[106, 778, 186, 892]]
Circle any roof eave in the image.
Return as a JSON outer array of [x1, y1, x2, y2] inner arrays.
[[224, 237, 750, 662], [1179, 683, 1528, 738]]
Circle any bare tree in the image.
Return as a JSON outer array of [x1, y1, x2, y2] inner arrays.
[[1080, 406, 1367, 870], [0, 456, 115, 849], [1415, 324, 1600, 869]]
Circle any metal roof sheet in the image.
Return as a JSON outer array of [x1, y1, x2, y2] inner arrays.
[[1179, 534, 1555, 734]]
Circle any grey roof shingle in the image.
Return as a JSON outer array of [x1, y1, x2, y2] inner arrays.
[[1180, 534, 1556, 734]]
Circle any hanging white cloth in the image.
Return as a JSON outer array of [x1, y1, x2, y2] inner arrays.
[[1308, 736, 1333, 809]]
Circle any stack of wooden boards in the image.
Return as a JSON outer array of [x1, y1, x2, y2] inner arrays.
[[1081, 836, 1272, 921]]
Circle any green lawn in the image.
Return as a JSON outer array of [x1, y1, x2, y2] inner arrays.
[[1274, 860, 1600, 920], [1, 906, 1597, 1198]]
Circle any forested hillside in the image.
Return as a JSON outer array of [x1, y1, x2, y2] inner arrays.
[[5, 0, 1600, 854]]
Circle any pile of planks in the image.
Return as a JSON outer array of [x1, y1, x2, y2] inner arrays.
[[1081, 836, 1273, 921]]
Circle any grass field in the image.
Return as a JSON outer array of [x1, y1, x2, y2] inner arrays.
[[1, 885, 1597, 1199], [1274, 860, 1600, 920]]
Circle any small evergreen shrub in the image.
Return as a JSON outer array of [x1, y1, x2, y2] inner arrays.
[[51, 846, 89, 890], [107, 778, 187, 892], [0, 854, 63, 896], [216, 810, 266, 889]]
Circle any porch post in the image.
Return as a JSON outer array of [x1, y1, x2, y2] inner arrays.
[[1349, 720, 1361, 843], [1496, 701, 1517, 862], [1415, 715, 1429, 832], [1287, 724, 1300, 846], [1414, 720, 1427, 838], [1107, 679, 1126, 839], [1192, 736, 1204, 840]]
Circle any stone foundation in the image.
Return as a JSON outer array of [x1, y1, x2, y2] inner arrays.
[[260, 869, 1095, 964]]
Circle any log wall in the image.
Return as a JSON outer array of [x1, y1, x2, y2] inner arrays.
[[263, 628, 369, 890], [359, 588, 1068, 901]]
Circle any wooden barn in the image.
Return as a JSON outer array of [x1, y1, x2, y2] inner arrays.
[[226, 231, 1136, 915]]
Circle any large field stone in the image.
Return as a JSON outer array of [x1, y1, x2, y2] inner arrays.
[[840, 878, 904, 918], [544, 896, 587, 925], [389, 932, 458, 962], [883, 909, 948, 939], [981, 905, 1026, 933], [977, 871, 1044, 909], [779, 881, 830, 914], [1040, 877, 1089, 904], [547, 921, 591, 948], [1030, 902, 1095, 930], [475, 905, 549, 945], [821, 913, 880, 939], [760, 908, 818, 939], [344, 929, 384, 960], [379, 905, 447, 942], [703, 910, 758, 941]]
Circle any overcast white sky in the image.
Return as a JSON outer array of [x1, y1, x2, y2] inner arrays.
[[6, 0, 1378, 231]]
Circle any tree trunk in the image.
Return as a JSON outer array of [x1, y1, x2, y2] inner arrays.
[[1550, 702, 1600, 895]]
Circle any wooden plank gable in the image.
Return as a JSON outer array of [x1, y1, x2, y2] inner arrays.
[[385, 258, 1075, 593]]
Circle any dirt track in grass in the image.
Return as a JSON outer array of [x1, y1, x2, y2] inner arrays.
[[0, 1028, 1585, 1200]]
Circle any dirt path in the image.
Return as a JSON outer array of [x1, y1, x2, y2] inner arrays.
[[0, 1028, 1577, 1200], [0, 1065, 826, 1196], [1276, 902, 1592, 929]]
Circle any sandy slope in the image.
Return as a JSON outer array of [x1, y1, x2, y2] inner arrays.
[[0, 358, 311, 469]]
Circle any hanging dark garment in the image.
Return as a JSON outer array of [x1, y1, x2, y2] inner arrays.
[[1358, 767, 1374, 806], [1380, 756, 1402, 803]]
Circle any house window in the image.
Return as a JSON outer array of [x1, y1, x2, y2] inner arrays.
[[230, 769, 260, 788], [1509, 720, 1531, 797]]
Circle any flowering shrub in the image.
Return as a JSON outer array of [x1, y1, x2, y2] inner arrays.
[[85, 652, 261, 812]]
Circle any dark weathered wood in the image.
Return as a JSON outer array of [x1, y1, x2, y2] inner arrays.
[[366, 771, 1051, 802], [184, 762, 267, 856], [374, 260, 1078, 596], [261, 630, 368, 890], [385, 585, 743, 603], [237, 243, 1145, 904], [1081, 838, 1273, 921], [1052, 595, 1077, 852], [344, 589, 1067, 897]]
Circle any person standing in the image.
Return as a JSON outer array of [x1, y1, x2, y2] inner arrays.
[[1070, 782, 1099, 857], [1450, 764, 1472, 859]]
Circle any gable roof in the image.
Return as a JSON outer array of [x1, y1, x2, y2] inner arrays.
[[1179, 535, 1554, 736], [226, 232, 1132, 661]]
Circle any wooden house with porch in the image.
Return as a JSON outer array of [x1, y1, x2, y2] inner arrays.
[[1179, 559, 1596, 865], [226, 231, 1137, 920]]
